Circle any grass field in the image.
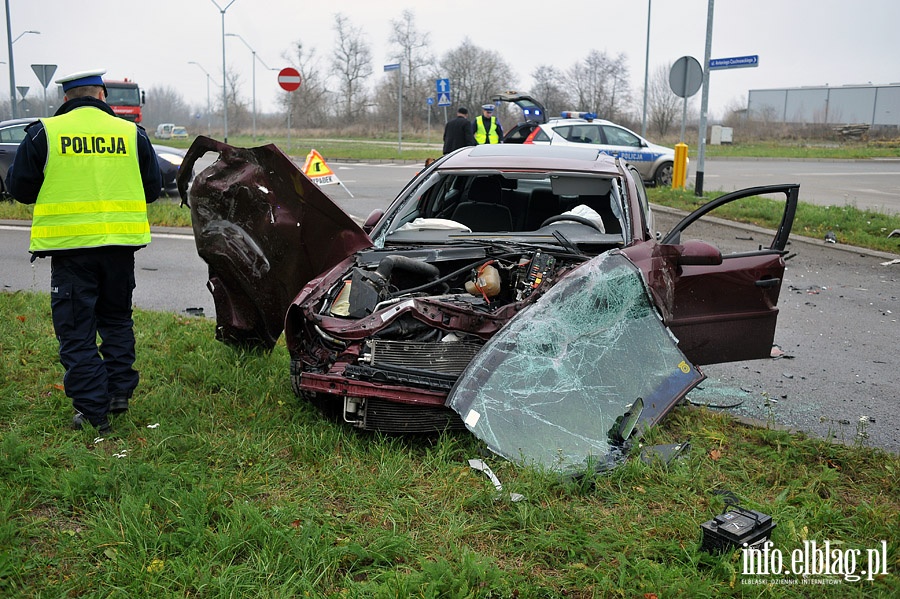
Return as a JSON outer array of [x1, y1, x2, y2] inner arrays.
[[0, 290, 897, 597]]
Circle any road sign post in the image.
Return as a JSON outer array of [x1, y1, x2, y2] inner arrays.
[[669, 56, 703, 144], [31, 64, 57, 117], [385, 63, 402, 152], [278, 67, 302, 151]]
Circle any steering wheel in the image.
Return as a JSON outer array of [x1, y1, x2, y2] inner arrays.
[[540, 214, 606, 233]]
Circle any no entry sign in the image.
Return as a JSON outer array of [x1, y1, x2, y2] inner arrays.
[[278, 67, 302, 92]]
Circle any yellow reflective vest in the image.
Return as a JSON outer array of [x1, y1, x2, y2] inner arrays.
[[474, 116, 500, 144], [30, 107, 150, 252]]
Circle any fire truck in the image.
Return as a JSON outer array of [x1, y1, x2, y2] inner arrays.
[[104, 78, 145, 123]]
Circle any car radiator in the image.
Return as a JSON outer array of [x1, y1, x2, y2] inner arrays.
[[344, 340, 483, 390]]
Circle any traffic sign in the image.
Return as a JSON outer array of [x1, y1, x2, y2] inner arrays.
[[31, 64, 57, 89], [16, 86, 29, 99], [427, 97, 434, 105], [437, 93, 451, 107], [278, 67, 302, 92], [436, 78, 450, 94], [709, 55, 759, 70], [383, 63, 400, 72], [669, 56, 703, 98]]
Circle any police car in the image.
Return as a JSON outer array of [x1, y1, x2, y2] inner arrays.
[[493, 93, 678, 187], [519, 112, 677, 187]]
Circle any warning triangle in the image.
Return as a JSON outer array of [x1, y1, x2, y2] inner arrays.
[[301, 149, 354, 197], [302, 149, 335, 179]]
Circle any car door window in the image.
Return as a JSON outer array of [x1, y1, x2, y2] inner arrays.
[[0, 125, 27, 144], [601, 125, 641, 148]]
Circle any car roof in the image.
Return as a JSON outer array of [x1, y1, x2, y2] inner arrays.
[[0, 117, 39, 128], [438, 144, 622, 175]]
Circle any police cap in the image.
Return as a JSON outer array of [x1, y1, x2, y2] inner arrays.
[[55, 69, 107, 93]]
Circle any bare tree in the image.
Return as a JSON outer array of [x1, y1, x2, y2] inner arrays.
[[386, 9, 435, 127], [141, 86, 194, 130], [331, 13, 373, 124], [438, 38, 516, 115], [647, 63, 681, 137], [224, 68, 250, 134], [530, 65, 571, 118], [566, 50, 631, 121]]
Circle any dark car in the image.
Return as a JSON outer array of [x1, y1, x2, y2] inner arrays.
[[152, 144, 190, 195], [0, 117, 186, 197], [0, 118, 34, 194], [178, 137, 798, 474]]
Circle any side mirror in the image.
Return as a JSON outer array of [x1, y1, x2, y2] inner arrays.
[[362, 209, 384, 234], [677, 239, 723, 266]]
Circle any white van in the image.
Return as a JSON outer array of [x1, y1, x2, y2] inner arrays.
[[155, 123, 175, 139]]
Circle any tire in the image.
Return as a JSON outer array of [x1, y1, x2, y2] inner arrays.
[[654, 162, 674, 187]]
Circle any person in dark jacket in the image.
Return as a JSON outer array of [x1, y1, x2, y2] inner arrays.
[[5, 68, 161, 435], [442, 106, 476, 154]]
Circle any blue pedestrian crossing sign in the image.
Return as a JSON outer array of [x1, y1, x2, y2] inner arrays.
[[436, 78, 451, 106]]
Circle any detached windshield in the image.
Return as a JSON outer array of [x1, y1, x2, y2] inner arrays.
[[447, 252, 703, 474]]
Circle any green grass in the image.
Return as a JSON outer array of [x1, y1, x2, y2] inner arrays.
[[651, 187, 900, 254], [1, 289, 897, 597]]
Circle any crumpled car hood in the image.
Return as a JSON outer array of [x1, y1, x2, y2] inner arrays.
[[446, 251, 704, 474], [177, 136, 372, 349]]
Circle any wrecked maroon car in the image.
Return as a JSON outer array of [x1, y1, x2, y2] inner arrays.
[[178, 138, 798, 473]]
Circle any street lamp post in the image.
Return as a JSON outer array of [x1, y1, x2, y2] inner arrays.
[[4, 2, 40, 119], [188, 61, 216, 136], [641, 0, 651, 137], [225, 32, 258, 141], [210, 0, 236, 143]]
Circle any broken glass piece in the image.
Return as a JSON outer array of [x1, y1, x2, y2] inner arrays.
[[447, 252, 704, 474]]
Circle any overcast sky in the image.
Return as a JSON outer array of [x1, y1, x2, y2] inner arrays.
[[5, 0, 899, 123]]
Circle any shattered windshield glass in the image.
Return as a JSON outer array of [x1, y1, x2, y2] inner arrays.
[[446, 252, 704, 474]]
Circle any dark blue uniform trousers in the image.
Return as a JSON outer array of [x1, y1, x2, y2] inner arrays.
[[49, 249, 139, 427]]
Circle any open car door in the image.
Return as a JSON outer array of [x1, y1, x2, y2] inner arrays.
[[176, 137, 373, 350], [620, 184, 799, 365]]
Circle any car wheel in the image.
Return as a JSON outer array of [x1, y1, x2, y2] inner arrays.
[[654, 162, 674, 187]]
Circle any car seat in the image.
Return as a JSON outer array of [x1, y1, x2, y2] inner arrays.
[[451, 177, 513, 232], [525, 188, 561, 230]]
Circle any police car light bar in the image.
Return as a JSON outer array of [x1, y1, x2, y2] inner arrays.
[[560, 111, 597, 121]]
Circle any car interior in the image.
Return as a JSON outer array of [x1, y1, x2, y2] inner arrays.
[[387, 173, 626, 241]]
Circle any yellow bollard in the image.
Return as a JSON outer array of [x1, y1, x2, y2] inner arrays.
[[672, 143, 688, 189]]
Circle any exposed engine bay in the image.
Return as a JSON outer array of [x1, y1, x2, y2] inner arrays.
[[287, 245, 587, 432]]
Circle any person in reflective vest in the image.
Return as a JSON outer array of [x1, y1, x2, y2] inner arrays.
[[473, 104, 503, 144], [5, 68, 162, 435]]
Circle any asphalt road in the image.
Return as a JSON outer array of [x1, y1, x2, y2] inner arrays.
[[2, 156, 898, 452]]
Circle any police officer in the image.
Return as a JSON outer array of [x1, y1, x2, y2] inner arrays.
[[5, 68, 161, 434], [473, 103, 503, 144]]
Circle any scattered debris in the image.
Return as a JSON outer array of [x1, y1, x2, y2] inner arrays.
[[880, 258, 900, 266], [640, 442, 690, 466], [183, 307, 205, 317], [468, 459, 525, 502], [887, 229, 900, 238], [147, 423, 160, 429], [824, 231, 837, 244]]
